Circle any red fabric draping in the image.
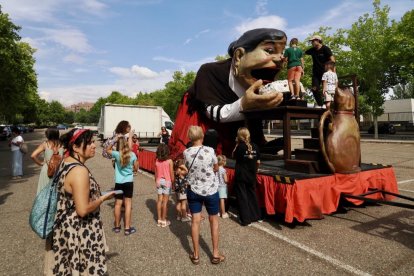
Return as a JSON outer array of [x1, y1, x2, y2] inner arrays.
[[139, 149, 399, 223]]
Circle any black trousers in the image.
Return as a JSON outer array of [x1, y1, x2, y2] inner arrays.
[[311, 74, 324, 106], [234, 180, 261, 225]]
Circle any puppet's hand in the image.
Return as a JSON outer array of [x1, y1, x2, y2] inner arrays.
[[241, 80, 283, 110]]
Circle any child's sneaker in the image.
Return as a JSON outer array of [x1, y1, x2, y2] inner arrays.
[[176, 216, 182, 221], [181, 217, 191, 222], [221, 213, 229, 219]]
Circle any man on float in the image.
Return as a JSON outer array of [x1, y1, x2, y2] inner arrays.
[[170, 28, 287, 159]]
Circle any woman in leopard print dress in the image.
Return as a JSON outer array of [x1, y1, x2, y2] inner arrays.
[[49, 129, 115, 275]]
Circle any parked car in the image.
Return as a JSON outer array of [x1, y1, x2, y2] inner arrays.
[[74, 125, 84, 129], [56, 124, 68, 130], [0, 125, 12, 140], [368, 123, 396, 134]]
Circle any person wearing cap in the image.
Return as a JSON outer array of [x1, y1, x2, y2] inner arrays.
[[305, 35, 335, 107], [169, 28, 287, 159]]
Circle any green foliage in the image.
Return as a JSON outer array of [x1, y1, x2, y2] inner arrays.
[[0, 7, 38, 123]]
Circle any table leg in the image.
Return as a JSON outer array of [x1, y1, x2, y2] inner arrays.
[[283, 113, 291, 160]]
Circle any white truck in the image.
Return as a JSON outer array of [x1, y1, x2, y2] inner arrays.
[[98, 103, 174, 141]]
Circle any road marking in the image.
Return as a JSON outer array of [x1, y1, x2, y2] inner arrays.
[[399, 189, 414, 193], [398, 179, 414, 184], [228, 212, 371, 276]]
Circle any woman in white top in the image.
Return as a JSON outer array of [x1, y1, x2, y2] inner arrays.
[[9, 126, 24, 179]]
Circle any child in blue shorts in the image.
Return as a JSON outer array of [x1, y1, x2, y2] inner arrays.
[[216, 155, 229, 218]]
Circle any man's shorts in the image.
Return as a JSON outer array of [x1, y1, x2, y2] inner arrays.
[[187, 189, 219, 215], [114, 182, 133, 199], [157, 178, 171, 195]]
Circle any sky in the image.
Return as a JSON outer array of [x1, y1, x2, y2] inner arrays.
[[1, 0, 414, 106]]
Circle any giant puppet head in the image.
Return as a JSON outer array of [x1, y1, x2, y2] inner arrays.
[[228, 28, 287, 90]]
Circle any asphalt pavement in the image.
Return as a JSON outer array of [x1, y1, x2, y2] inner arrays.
[[0, 130, 413, 275]]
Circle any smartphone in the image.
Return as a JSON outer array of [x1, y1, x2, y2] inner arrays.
[[102, 190, 123, 195]]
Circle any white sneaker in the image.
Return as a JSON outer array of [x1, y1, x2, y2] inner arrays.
[[221, 213, 229, 219], [181, 217, 191, 222], [176, 216, 181, 221]]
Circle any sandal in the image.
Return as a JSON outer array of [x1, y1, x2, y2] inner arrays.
[[211, 254, 225, 265], [161, 220, 171, 228], [189, 253, 200, 265], [124, 227, 136, 236], [112, 226, 121, 233]]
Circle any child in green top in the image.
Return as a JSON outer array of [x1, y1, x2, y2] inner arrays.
[[283, 38, 304, 100]]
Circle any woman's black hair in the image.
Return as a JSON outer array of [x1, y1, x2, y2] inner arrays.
[[115, 120, 130, 134], [45, 128, 60, 141], [11, 126, 20, 135], [228, 28, 287, 57], [60, 129, 93, 158]]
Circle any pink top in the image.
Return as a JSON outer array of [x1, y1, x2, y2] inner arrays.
[[155, 159, 172, 187]]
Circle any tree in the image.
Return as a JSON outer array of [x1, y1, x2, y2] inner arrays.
[[391, 82, 414, 99], [0, 7, 38, 123], [340, 0, 396, 138]]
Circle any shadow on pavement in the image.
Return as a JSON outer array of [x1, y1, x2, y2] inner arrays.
[[350, 210, 414, 250], [0, 192, 13, 206], [145, 198, 214, 258]]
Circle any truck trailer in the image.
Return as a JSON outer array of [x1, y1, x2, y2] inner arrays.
[[98, 104, 174, 141]]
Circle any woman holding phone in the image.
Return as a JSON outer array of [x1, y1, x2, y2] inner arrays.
[[106, 134, 139, 235]]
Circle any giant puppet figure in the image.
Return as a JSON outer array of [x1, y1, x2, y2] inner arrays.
[[169, 28, 287, 159]]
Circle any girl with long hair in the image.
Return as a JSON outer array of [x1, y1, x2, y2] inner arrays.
[[106, 134, 139, 235], [232, 127, 261, 226]]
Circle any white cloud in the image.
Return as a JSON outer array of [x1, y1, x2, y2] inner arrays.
[[153, 56, 215, 71], [39, 91, 51, 101], [41, 71, 175, 105], [255, 0, 268, 16], [40, 27, 93, 53], [183, 29, 210, 45], [109, 65, 161, 79], [235, 15, 288, 35], [63, 54, 85, 64]]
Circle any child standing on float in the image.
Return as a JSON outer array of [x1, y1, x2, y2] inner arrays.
[[106, 134, 139, 235], [154, 144, 174, 227]]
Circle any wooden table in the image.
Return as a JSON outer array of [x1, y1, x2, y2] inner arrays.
[[241, 106, 326, 160]]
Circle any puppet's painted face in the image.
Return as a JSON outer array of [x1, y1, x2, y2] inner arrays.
[[234, 38, 287, 88]]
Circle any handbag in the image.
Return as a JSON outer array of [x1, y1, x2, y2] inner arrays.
[[19, 142, 28, 154], [29, 163, 78, 239]]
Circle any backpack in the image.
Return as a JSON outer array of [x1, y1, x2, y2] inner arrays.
[[29, 163, 77, 239], [47, 149, 63, 178]]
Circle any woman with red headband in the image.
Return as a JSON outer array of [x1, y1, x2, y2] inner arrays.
[[46, 128, 115, 275]]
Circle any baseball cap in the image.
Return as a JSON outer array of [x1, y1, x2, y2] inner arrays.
[[309, 35, 322, 41]]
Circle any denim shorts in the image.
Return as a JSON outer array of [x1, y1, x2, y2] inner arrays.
[[218, 186, 227, 199], [187, 189, 219, 215], [157, 178, 171, 195]]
